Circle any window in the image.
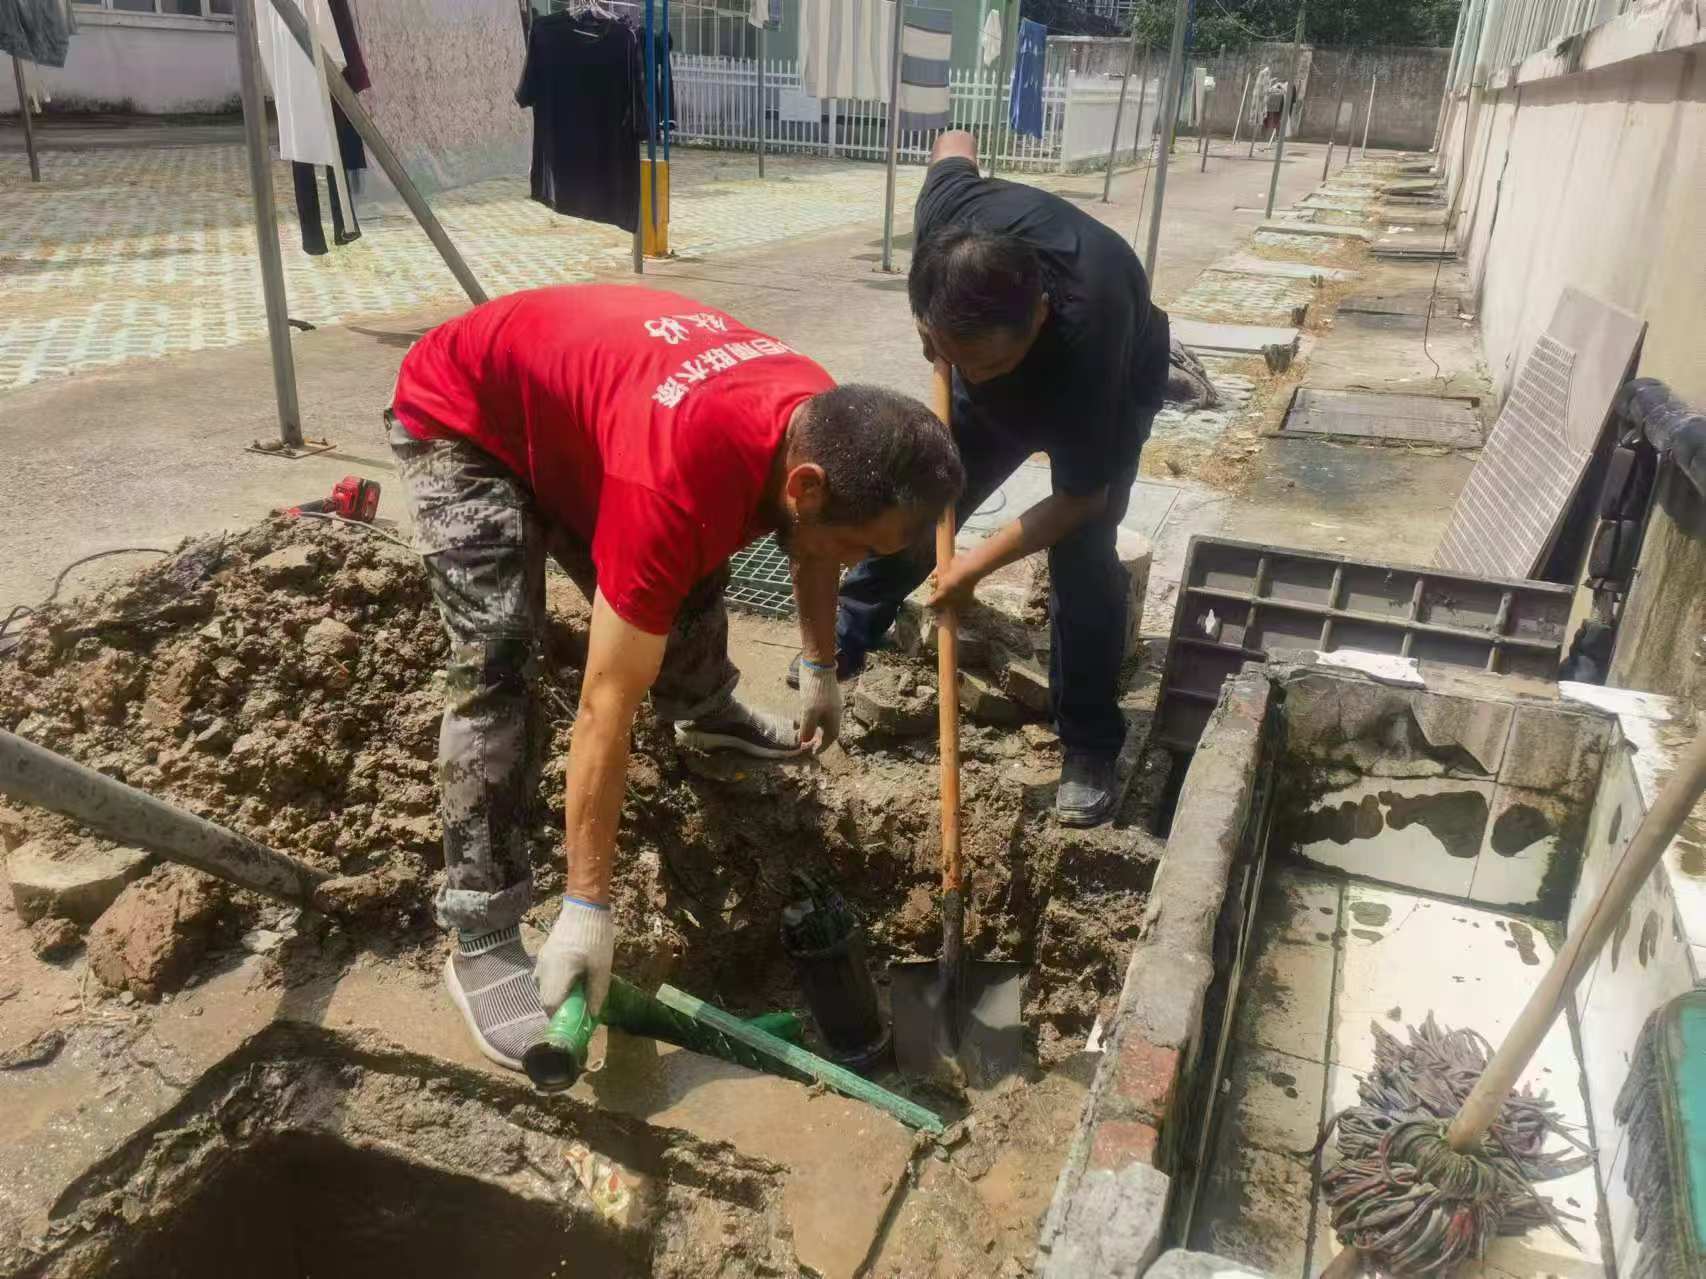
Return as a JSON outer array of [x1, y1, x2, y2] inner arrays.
[[75, 0, 236, 17]]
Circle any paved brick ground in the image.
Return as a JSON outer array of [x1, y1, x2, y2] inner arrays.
[[0, 145, 928, 391]]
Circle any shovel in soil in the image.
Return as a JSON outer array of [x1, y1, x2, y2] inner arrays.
[[891, 360, 1026, 1090]]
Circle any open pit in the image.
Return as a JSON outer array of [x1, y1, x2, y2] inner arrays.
[[0, 517, 1170, 1277]]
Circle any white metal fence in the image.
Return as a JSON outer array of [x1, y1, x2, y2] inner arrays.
[[670, 56, 1158, 174]]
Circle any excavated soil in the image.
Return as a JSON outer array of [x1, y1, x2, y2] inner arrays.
[[0, 519, 1161, 1068]]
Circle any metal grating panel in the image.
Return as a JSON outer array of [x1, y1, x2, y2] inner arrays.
[[1154, 536, 1573, 752], [1434, 336, 1579, 578], [726, 534, 795, 618], [1282, 389, 1483, 449]]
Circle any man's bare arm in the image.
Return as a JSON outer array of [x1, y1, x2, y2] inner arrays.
[[930, 488, 1109, 608], [563, 591, 667, 903], [791, 555, 841, 667]]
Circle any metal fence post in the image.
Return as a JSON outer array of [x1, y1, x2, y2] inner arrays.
[[1360, 73, 1376, 158], [1199, 80, 1214, 171], [11, 56, 41, 183], [1322, 77, 1345, 180], [1228, 69, 1250, 155], [1264, 87, 1290, 217], [235, 0, 304, 450], [879, 0, 905, 272], [1142, 0, 1189, 273], [1101, 31, 1142, 202], [757, 30, 767, 177]]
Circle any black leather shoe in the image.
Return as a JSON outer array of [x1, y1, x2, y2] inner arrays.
[[1056, 751, 1120, 828]]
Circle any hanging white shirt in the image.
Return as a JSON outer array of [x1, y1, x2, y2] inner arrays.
[[253, 0, 347, 168], [979, 7, 1002, 69]]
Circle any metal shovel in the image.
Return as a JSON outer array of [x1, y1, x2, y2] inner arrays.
[[891, 361, 1026, 1090]]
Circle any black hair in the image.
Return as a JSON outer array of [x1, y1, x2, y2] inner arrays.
[[796, 384, 965, 526], [907, 226, 1043, 343]]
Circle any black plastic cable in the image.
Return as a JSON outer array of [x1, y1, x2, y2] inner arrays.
[[0, 547, 172, 651]]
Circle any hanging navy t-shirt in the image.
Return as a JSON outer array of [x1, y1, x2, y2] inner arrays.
[[913, 157, 1171, 497], [517, 13, 665, 234]]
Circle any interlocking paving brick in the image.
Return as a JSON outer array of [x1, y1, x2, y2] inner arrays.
[[0, 146, 930, 391]]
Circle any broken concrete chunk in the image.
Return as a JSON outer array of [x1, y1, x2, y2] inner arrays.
[[8, 839, 154, 925], [253, 544, 318, 586], [192, 717, 234, 752], [1003, 660, 1051, 716], [960, 671, 1028, 726], [29, 916, 82, 961], [851, 666, 937, 737], [86, 865, 227, 1002], [302, 617, 360, 659]]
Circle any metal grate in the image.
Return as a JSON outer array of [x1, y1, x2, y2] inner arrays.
[[1434, 335, 1579, 579], [726, 533, 795, 617]]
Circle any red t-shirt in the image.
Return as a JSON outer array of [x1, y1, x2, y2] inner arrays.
[[391, 285, 833, 635]]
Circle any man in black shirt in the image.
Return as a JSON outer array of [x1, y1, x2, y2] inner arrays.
[[795, 131, 1170, 826]]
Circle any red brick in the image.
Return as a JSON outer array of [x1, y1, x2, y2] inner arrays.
[[1111, 1037, 1181, 1123], [1088, 1120, 1159, 1170]]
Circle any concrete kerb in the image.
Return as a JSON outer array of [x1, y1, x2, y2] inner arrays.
[[1036, 668, 1275, 1277]]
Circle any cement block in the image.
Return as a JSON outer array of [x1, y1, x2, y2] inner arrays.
[[850, 666, 937, 736], [8, 839, 154, 925], [1499, 703, 1610, 801], [1036, 1162, 1170, 1279], [961, 670, 1028, 726], [1003, 659, 1051, 715]]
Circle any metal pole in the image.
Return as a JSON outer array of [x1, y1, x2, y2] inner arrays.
[[879, 0, 905, 272], [645, 0, 658, 234], [1129, 47, 1152, 178], [11, 56, 40, 183], [1321, 77, 1345, 180], [1199, 80, 1213, 171], [266, 0, 486, 305], [1100, 30, 1143, 202], [1142, 0, 1189, 273], [1360, 72, 1375, 157], [1228, 69, 1250, 154], [757, 25, 766, 177], [1264, 85, 1289, 217], [236, 0, 304, 450]]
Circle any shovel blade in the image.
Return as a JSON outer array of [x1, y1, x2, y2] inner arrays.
[[890, 958, 1026, 1089]]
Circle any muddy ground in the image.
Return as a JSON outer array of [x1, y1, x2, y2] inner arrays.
[[0, 518, 1165, 1075]]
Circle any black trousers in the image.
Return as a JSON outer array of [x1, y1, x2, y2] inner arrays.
[[292, 100, 365, 256], [835, 373, 1150, 758]]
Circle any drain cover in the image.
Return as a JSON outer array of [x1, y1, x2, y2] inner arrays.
[[1281, 388, 1482, 449]]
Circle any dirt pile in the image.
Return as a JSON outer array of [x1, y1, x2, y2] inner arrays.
[[1, 518, 1159, 1059]]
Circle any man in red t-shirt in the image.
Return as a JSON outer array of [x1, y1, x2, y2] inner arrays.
[[388, 284, 963, 1072]]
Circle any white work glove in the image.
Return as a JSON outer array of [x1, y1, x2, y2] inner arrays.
[[797, 658, 842, 752], [535, 895, 615, 1016]]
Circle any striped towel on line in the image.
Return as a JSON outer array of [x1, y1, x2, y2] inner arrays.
[[798, 0, 953, 131]]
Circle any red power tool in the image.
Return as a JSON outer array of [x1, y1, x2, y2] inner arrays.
[[281, 475, 382, 523]]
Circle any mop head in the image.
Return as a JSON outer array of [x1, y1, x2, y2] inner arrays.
[[1320, 1015, 1593, 1274]]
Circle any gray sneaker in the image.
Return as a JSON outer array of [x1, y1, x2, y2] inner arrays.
[[443, 926, 548, 1071], [675, 699, 803, 758], [1056, 752, 1120, 828]]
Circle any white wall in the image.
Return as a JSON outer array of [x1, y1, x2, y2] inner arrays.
[[0, 13, 239, 115], [1060, 72, 1158, 170]]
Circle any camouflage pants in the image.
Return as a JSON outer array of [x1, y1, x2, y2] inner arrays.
[[387, 415, 740, 934]]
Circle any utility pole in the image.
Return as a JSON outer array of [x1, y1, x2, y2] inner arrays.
[[1141, 0, 1189, 273]]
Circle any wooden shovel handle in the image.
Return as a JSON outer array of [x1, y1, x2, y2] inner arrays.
[[932, 359, 962, 897]]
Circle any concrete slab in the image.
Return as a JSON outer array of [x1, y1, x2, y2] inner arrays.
[[1281, 388, 1483, 449], [1212, 253, 1355, 282], [1172, 318, 1302, 358], [1256, 221, 1375, 242]]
